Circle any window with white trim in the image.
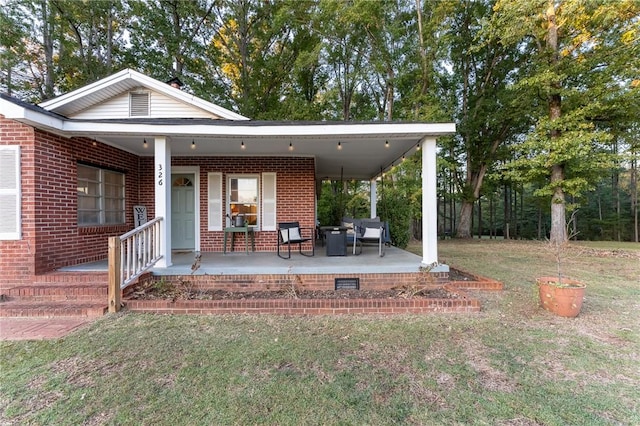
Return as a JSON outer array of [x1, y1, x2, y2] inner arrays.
[[77, 164, 125, 225], [228, 175, 259, 227], [0, 146, 21, 240]]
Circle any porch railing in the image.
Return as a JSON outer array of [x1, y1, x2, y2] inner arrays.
[[108, 217, 163, 312]]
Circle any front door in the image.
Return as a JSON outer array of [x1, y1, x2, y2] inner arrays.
[[171, 174, 195, 250]]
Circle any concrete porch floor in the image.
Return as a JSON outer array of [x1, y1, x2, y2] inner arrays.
[[59, 244, 432, 276]]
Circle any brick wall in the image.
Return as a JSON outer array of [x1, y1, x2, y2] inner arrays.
[[139, 156, 316, 252], [32, 131, 140, 273], [1, 116, 140, 280], [2, 114, 316, 286], [0, 117, 36, 286]]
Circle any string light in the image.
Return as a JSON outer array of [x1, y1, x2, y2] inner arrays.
[[191, 140, 196, 150], [241, 141, 246, 150], [416, 143, 421, 151], [337, 141, 342, 150], [289, 142, 294, 151], [143, 139, 148, 149], [385, 140, 389, 148]]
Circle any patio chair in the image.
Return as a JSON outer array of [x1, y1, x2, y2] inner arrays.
[[277, 221, 315, 259], [352, 220, 386, 257]]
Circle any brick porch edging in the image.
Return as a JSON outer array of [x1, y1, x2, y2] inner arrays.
[[448, 267, 504, 291], [123, 284, 481, 315]]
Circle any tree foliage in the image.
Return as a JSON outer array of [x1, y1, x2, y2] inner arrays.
[[1, 0, 638, 242]]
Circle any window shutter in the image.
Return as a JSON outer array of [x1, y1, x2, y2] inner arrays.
[[208, 172, 223, 231], [0, 146, 21, 240], [262, 172, 276, 231]]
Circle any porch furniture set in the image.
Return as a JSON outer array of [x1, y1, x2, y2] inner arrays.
[[276, 218, 389, 259]]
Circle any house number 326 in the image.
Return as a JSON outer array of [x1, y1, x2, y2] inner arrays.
[[157, 164, 164, 186]]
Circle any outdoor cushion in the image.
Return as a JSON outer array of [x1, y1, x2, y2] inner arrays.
[[280, 227, 301, 243], [362, 227, 381, 239], [342, 221, 355, 234]]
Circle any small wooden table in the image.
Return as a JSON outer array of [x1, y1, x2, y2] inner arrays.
[[223, 226, 255, 254]]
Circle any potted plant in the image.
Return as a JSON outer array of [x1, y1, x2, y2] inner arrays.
[[537, 214, 586, 318]]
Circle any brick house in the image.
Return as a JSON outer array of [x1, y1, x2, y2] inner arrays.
[[0, 69, 455, 290]]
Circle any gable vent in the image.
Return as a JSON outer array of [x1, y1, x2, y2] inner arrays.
[[130, 92, 150, 117]]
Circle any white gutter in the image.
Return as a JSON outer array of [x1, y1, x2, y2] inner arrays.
[[60, 121, 456, 138]]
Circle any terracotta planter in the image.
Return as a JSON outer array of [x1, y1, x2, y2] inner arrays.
[[537, 277, 586, 318]]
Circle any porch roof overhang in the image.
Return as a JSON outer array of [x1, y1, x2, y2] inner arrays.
[[1, 94, 455, 180]]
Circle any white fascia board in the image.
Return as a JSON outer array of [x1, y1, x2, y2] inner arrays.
[[137, 75, 249, 121], [1, 98, 64, 131], [61, 121, 456, 137], [39, 69, 133, 110]]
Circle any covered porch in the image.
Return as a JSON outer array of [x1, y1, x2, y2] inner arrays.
[[63, 244, 426, 276]]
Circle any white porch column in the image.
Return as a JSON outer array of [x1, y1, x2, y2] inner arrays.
[[154, 136, 172, 267], [370, 179, 377, 218], [422, 137, 439, 266]]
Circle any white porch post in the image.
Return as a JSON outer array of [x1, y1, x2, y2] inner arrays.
[[154, 136, 172, 267], [422, 137, 438, 266], [370, 179, 377, 218]]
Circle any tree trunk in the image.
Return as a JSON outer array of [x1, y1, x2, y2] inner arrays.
[[504, 183, 510, 239], [477, 196, 482, 239], [41, 0, 55, 100], [546, 2, 566, 245], [457, 201, 473, 238], [550, 165, 567, 244], [632, 154, 638, 242]]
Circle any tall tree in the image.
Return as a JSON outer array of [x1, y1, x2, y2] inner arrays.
[[441, 0, 525, 238], [208, 0, 318, 118], [127, 0, 215, 91], [487, 0, 640, 243]]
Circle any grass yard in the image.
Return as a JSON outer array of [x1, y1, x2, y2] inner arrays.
[[1, 240, 639, 425]]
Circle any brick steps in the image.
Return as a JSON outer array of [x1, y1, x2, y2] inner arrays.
[[2, 284, 108, 301], [0, 301, 107, 318], [0, 272, 108, 319]]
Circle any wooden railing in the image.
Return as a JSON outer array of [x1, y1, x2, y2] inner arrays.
[[108, 217, 163, 312]]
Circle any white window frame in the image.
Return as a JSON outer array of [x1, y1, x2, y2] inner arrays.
[[0, 145, 21, 240], [77, 164, 126, 226], [227, 174, 260, 229]]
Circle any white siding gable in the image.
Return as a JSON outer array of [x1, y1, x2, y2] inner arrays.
[[71, 89, 223, 120]]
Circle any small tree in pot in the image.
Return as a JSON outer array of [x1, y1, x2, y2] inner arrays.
[[537, 211, 586, 317]]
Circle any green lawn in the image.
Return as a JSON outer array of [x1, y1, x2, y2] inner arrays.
[[2, 240, 639, 425]]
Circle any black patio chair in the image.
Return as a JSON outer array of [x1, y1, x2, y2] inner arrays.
[[352, 220, 386, 257], [277, 221, 315, 259]]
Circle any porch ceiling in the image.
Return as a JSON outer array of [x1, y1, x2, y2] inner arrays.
[[77, 120, 456, 180]]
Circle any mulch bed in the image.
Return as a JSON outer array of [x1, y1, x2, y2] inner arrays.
[[125, 268, 479, 302], [127, 285, 459, 301]]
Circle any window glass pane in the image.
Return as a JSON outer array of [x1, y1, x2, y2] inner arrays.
[[104, 198, 124, 210], [229, 176, 259, 227], [77, 165, 125, 225], [104, 211, 124, 224], [78, 196, 99, 210], [104, 171, 123, 185], [104, 183, 123, 197], [78, 165, 99, 181], [78, 211, 99, 224]]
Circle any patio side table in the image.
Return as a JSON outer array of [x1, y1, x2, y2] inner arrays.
[[223, 226, 255, 254], [321, 226, 347, 256]]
